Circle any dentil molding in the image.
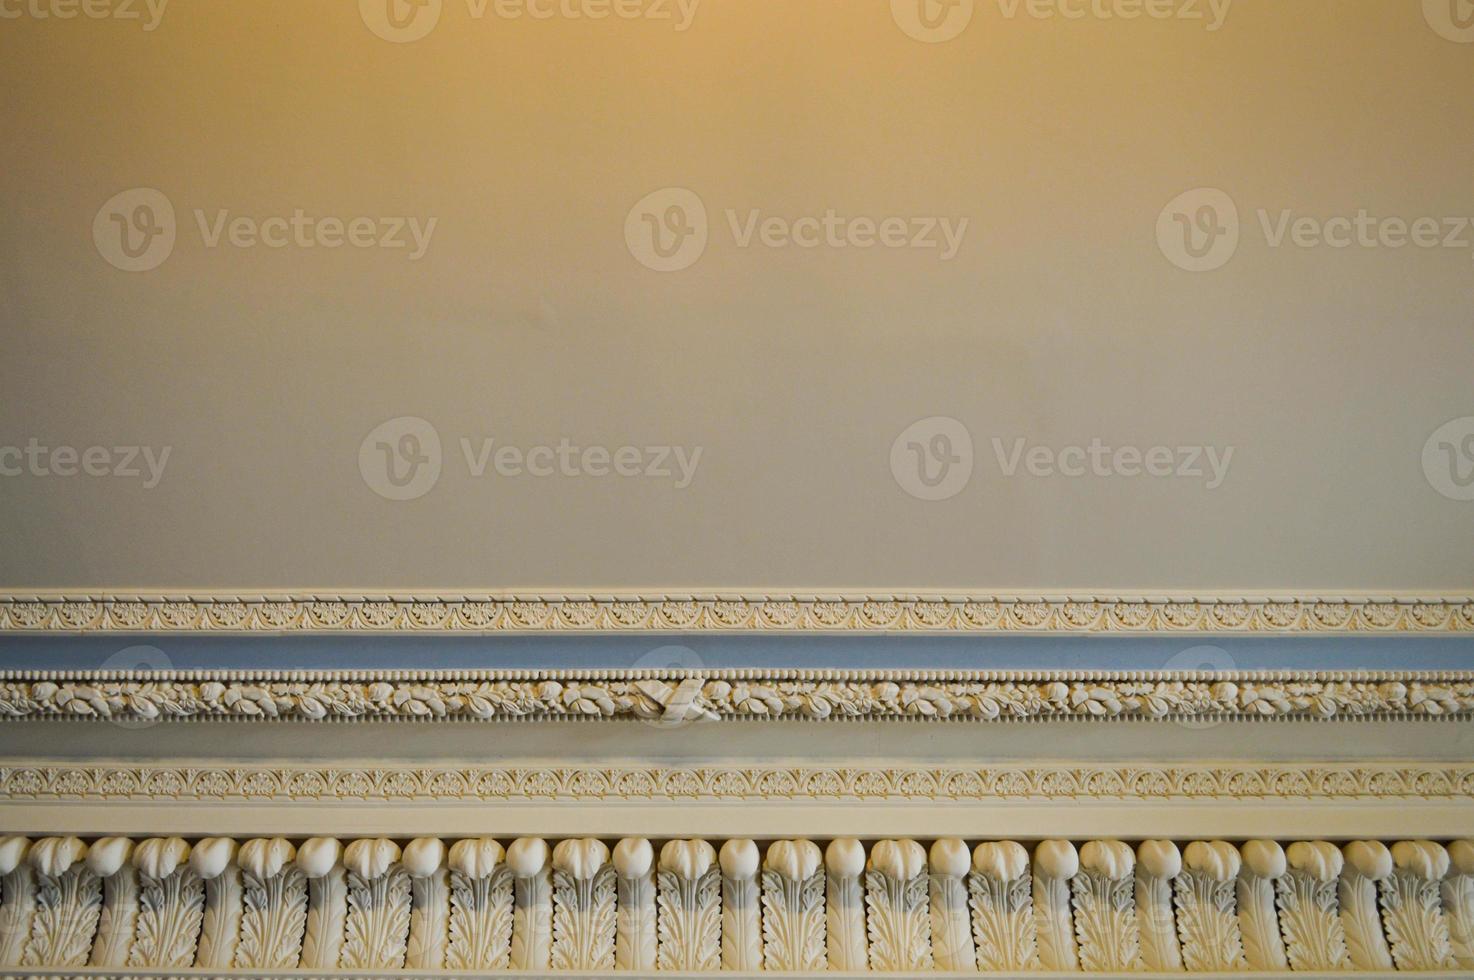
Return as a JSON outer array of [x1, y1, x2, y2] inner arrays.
[[1, 591, 1472, 632]]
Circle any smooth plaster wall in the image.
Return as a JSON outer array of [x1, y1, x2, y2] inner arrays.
[[1, 0, 1471, 592]]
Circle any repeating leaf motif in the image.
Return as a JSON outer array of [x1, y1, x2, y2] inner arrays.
[[1381, 871, 1457, 970], [447, 867, 512, 970], [406, 869, 449, 969], [1034, 870, 1078, 971], [1136, 873, 1181, 971], [23, 867, 101, 966], [969, 873, 1038, 970], [1174, 872, 1246, 971], [550, 866, 615, 971], [1339, 871, 1393, 971], [616, 870, 656, 971], [720, 872, 761, 971], [866, 869, 933, 971], [339, 868, 411, 970], [656, 867, 720, 971], [235, 867, 306, 968], [300, 868, 347, 969], [1237, 873, 1288, 971], [127, 870, 204, 967], [88, 869, 138, 967], [929, 873, 976, 971], [509, 867, 552, 970], [761, 869, 826, 971], [1275, 872, 1349, 970], [1444, 874, 1474, 969], [1072, 871, 1141, 971], [825, 869, 866, 971], [0, 868, 37, 966], [194, 869, 242, 969]]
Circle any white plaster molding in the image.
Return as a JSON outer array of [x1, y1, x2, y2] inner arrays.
[[2, 591, 1471, 633], [17, 835, 1471, 975], [760, 839, 825, 971], [6, 668, 1474, 724]]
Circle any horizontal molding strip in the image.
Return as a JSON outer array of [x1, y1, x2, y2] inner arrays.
[[1, 592, 1472, 633], [2, 669, 1473, 723], [3, 761, 1470, 804], [0, 835, 1470, 974]]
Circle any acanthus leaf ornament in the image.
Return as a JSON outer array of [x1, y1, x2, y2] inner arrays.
[[1237, 839, 1289, 972], [1175, 840, 1247, 971], [656, 839, 719, 972], [1277, 840, 1350, 971], [550, 838, 615, 972], [1382, 840, 1457, 970], [928, 838, 976, 972], [1340, 839, 1394, 971], [968, 841, 1037, 971], [761, 840, 825, 972], [1073, 840, 1142, 972]]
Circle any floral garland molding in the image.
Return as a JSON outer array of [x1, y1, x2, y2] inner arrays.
[[3, 669, 1474, 724]]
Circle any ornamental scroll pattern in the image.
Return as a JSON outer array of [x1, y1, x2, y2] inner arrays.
[[2, 835, 1471, 974], [3, 670, 1474, 724], [1, 594, 1471, 634]]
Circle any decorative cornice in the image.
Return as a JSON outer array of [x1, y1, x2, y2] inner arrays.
[[2, 669, 1473, 724], [2, 762, 1470, 804], [0, 835, 1469, 974], [0, 592, 1471, 633]]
